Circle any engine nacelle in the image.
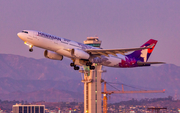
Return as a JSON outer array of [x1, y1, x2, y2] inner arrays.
[[71, 49, 90, 59], [44, 50, 63, 60]]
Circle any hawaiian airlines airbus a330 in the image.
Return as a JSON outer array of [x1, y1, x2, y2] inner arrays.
[[17, 30, 164, 70]]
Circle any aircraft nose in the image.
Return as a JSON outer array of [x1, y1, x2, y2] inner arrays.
[[17, 32, 21, 37], [17, 32, 26, 41], [17, 32, 24, 40]]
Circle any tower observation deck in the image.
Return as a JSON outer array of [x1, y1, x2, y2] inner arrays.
[[84, 37, 102, 48]]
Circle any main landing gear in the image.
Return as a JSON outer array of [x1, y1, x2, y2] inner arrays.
[[89, 65, 95, 70], [70, 63, 80, 70], [70, 62, 95, 71], [86, 62, 95, 70]]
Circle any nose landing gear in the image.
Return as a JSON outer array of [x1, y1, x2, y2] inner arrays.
[[24, 42, 33, 52], [29, 48, 33, 52]]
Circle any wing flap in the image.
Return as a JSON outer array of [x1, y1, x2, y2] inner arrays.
[[96, 51, 109, 57]]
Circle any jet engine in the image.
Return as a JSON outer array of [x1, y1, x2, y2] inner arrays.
[[44, 50, 63, 60], [71, 48, 90, 59]]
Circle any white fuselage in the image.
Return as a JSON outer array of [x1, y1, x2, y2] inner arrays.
[[17, 30, 127, 67]]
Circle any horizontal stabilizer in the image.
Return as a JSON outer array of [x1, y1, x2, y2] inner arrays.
[[137, 61, 165, 66]]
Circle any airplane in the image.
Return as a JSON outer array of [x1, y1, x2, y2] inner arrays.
[[17, 30, 164, 70]]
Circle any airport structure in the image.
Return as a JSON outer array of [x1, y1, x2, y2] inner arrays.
[[12, 104, 45, 113], [80, 37, 106, 113]]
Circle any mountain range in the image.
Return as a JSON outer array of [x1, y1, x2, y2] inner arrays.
[[0, 53, 180, 102]]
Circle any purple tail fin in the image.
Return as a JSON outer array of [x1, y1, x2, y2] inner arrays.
[[127, 39, 157, 62]]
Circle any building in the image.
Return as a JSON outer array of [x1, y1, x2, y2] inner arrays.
[[12, 104, 45, 113]]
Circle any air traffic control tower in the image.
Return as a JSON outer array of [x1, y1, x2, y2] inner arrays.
[[84, 37, 102, 48], [80, 37, 106, 113]]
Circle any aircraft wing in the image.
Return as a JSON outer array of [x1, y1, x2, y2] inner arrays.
[[85, 46, 153, 57]]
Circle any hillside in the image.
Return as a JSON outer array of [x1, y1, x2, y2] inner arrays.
[[0, 54, 180, 102]]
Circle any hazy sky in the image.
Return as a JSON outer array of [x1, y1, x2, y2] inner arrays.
[[0, 1, 180, 65]]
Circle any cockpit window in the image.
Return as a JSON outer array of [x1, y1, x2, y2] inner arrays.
[[22, 31, 28, 34]]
